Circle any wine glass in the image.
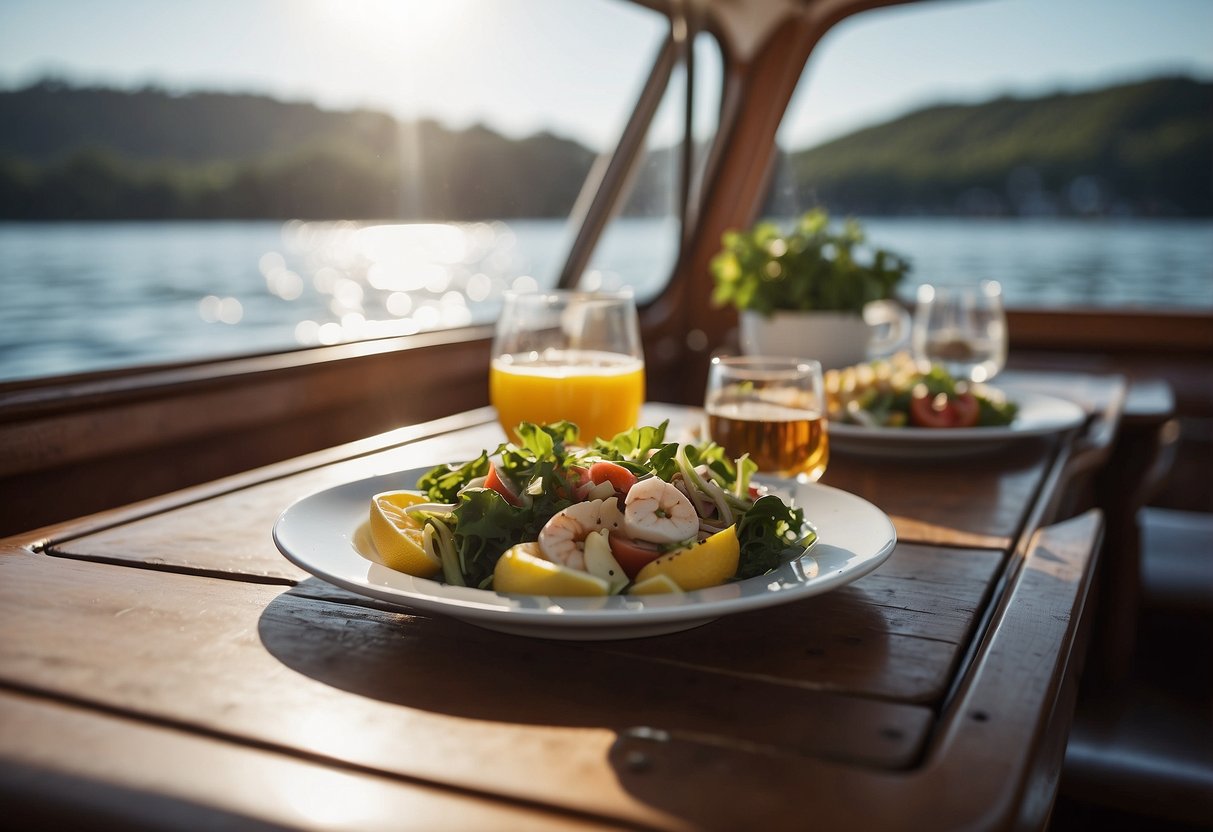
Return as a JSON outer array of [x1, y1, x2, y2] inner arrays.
[[704, 355, 828, 482], [912, 280, 1007, 383], [490, 289, 645, 443]]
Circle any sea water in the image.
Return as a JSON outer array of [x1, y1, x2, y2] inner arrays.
[[1, 217, 1209, 382]]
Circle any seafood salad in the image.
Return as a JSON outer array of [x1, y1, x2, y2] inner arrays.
[[367, 421, 813, 596], [826, 352, 1018, 430]]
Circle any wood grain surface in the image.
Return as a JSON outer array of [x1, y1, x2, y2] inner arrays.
[[0, 383, 1121, 830], [0, 549, 938, 828], [597, 512, 1105, 831], [0, 689, 617, 832]]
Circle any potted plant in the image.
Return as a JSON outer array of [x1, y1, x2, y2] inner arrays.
[[710, 209, 911, 369]]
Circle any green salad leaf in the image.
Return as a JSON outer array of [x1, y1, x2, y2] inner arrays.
[[734, 495, 810, 580], [450, 488, 535, 588], [590, 420, 669, 460], [418, 450, 494, 503], [978, 396, 1018, 426]]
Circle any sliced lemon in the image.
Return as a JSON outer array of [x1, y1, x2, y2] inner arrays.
[[369, 490, 441, 578], [628, 574, 684, 595], [634, 526, 740, 591], [493, 542, 609, 597]]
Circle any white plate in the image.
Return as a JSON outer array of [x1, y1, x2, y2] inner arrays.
[[828, 389, 1087, 459], [272, 469, 897, 640]]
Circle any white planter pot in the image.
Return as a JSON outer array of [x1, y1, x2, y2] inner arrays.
[[738, 302, 909, 370]]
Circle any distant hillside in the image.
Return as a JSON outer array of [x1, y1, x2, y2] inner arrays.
[[0, 81, 598, 220], [1, 75, 1209, 220], [0, 80, 398, 164], [782, 76, 1212, 217]]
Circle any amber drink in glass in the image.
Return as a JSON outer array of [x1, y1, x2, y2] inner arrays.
[[705, 356, 828, 481]]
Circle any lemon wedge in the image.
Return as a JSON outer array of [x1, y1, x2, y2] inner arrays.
[[493, 542, 609, 596], [633, 526, 740, 591], [627, 574, 684, 595], [369, 490, 441, 578]]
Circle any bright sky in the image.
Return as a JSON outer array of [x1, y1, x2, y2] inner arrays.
[[0, 0, 1210, 151], [786, 0, 1213, 147]]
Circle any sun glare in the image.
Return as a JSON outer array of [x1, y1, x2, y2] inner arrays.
[[314, 0, 471, 52]]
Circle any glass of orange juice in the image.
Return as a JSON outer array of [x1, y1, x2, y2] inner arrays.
[[704, 355, 829, 482], [490, 290, 645, 443]]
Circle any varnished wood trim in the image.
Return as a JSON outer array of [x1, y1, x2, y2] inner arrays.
[[1008, 309, 1213, 353], [922, 510, 1104, 830], [0, 332, 496, 536], [0, 325, 494, 420], [4, 409, 497, 549]]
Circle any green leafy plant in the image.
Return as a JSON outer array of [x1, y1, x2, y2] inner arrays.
[[710, 209, 910, 316]]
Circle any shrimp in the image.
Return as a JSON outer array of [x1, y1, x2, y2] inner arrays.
[[538, 498, 624, 571], [624, 476, 699, 544]]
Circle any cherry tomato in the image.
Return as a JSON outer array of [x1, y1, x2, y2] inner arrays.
[[560, 464, 593, 500], [950, 392, 980, 428], [484, 461, 522, 506], [909, 391, 957, 428], [588, 461, 639, 495], [607, 531, 663, 579]]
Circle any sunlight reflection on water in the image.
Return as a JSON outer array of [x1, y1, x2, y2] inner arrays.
[[0, 216, 1207, 382], [272, 219, 534, 347]]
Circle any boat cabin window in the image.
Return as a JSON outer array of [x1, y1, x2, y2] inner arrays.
[[0, 0, 719, 383], [763, 0, 1213, 311], [589, 32, 723, 303]]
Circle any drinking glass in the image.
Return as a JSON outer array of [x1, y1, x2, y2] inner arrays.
[[704, 356, 828, 482], [490, 289, 645, 443], [911, 280, 1007, 383]]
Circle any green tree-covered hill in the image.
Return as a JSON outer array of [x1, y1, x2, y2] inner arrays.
[[0, 80, 399, 164], [781, 76, 1212, 217], [0, 81, 596, 220], [1, 75, 1208, 220]]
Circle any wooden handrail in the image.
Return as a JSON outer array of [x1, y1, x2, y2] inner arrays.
[[1008, 308, 1213, 353]]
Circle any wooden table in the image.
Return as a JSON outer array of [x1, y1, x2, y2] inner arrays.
[[0, 372, 1127, 831]]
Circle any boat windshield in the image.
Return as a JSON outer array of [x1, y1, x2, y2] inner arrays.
[[0, 0, 722, 382], [763, 0, 1213, 312]]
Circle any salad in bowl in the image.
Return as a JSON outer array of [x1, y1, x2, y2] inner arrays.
[[366, 421, 812, 597]]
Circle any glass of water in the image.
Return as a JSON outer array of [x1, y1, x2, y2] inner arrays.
[[912, 281, 1007, 383]]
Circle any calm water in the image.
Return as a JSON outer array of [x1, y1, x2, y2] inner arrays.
[[1, 217, 1209, 383]]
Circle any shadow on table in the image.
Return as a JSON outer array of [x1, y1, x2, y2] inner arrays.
[[257, 579, 899, 759]]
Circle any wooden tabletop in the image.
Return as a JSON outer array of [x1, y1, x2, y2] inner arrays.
[[0, 372, 1126, 831]]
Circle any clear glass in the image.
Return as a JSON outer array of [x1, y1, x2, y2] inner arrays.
[[490, 290, 645, 443], [704, 356, 829, 482], [911, 280, 1008, 383]]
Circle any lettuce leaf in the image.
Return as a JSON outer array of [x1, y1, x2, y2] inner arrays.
[[734, 495, 809, 580], [450, 488, 535, 588], [418, 450, 494, 503], [590, 420, 669, 460]]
